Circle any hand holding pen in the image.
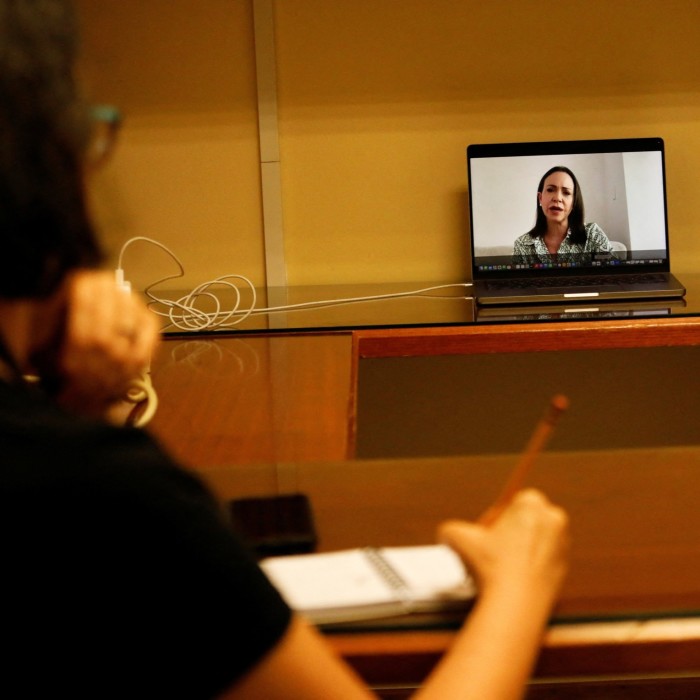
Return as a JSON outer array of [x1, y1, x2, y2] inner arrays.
[[440, 394, 571, 595]]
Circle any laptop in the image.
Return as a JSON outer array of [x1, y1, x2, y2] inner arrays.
[[467, 137, 686, 305]]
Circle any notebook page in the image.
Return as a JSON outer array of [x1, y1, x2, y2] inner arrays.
[[261, 549, 398, 611], [379, 545, 477, 602]]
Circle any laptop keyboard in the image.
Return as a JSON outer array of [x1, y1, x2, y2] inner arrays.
[[486, 273, 668, 291]]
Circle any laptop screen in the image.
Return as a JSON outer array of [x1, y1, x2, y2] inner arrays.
[[467, 138, 670, 278]]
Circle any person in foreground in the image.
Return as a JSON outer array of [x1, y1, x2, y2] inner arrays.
[[0, 1, 569, 698], [513, 165, 615, 265]]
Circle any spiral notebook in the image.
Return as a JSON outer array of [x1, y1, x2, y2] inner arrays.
[[261, 544, 476, 625], [467, 137, 685, 305]]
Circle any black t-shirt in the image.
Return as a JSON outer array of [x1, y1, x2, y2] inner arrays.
[[0, 380, 291, 699]]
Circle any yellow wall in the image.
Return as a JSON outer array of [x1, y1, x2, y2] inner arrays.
[[77, 0, 266, 291], [77, 0, 700, 292]]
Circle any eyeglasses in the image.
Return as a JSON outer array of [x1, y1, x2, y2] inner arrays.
[[86, 104, 122, 168]]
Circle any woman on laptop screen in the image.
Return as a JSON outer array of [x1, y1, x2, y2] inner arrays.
[[513, 166, 615, 266]]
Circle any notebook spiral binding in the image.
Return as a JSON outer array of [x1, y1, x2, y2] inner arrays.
[[363, 547, 413, 608]]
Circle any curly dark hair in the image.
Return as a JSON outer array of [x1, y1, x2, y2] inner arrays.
[[0, 0, 101, 298]]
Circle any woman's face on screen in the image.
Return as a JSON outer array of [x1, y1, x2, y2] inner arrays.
[[538, 171, 574, 226]]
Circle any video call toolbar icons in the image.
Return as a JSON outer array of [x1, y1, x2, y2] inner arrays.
[[477, 258, 662, 272]]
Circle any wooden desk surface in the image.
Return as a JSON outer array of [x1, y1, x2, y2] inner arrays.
[[149, 332, 355, 468], [199, 448, 700, 620], [197, 447, 700, 685], [149, 316, 700, 468]]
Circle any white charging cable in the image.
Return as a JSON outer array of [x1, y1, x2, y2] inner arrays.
[[123, 373, 159, 427], [117, 236, 473, 333], [115, 265, 158, 428]]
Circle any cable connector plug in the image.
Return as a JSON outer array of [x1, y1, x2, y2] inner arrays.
[[115, 268, 131, 294]]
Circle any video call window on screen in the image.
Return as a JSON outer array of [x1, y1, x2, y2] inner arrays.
[[469, 149, 668, 273]]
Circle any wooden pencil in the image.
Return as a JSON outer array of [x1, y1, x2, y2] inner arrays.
[[480, 394, 569, 525]]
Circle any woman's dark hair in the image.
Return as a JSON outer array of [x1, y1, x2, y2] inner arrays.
[[527, 166, 587, 245], [0, 0, 101, 299]]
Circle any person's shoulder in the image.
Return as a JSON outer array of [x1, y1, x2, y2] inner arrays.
[[0, 385, 292, 699], [0, 380, 196, 499], [0, 384, 228, 583], [584, 222, 608, 239], [514, 232, 536, 247]]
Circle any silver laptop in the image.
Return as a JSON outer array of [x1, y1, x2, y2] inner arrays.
[[467, 137, 685, 305]]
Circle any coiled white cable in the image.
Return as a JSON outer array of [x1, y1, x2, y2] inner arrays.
[[117, 236, 472, 333]]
